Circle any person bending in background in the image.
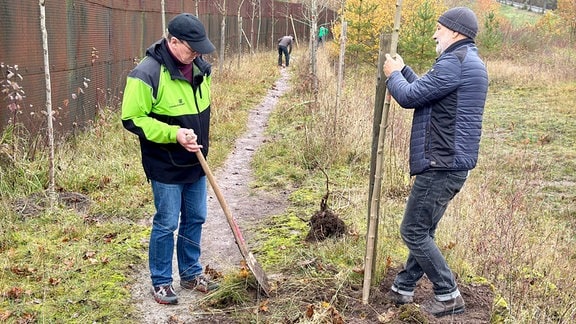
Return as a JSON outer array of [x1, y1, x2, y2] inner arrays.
[[277, 35, 293, 67], [121, 13, 219, 305], [382, 7, 488, 317]]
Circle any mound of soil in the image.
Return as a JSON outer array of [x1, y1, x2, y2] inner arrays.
[[305, 204, 346, 242]]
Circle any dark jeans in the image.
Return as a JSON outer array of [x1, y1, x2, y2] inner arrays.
[[278, 45, 290, 66], [391, 170, 468, 301]]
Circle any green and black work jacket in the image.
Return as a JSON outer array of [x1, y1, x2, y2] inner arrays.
[[121, 39, 212, 184]]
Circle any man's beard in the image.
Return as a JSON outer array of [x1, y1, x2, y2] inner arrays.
[[436, 43, 443, 56]]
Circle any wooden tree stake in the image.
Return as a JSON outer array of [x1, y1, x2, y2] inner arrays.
[[363, 0, 403, 305]]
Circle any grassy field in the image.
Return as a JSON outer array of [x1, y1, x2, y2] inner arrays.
[[246, 45, 576, 322], [0, 52, 281, 323], [499, 4, 541, 27]]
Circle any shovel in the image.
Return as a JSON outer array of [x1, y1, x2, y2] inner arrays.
[[195, 150, 271, 296]]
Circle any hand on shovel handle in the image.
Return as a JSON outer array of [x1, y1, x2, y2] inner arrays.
[[179, 128, 202, 152]]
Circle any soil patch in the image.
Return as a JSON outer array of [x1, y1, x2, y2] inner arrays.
[[363, 266, 494, 323]]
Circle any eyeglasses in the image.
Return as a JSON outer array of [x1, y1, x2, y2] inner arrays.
[[177, 38, 197, 56]]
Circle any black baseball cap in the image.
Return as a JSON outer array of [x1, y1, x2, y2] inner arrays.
[[168, 13, 215, 54]]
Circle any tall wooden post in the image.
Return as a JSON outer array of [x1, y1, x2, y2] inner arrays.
[[363, 0, 403, 305]]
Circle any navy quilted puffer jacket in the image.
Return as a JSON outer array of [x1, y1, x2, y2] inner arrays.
[[386, 39, 488, 176]]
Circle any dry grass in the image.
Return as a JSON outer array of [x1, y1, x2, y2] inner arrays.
[[253, 40, 576, 322], [487, 50, 576, 87], [0, 50, 283, 323], [422, 53, 576, 321], [1, 25, 574, 323], [440, 58, 576, 319]]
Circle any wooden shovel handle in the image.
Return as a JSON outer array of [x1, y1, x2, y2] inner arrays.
[[195, 151, 247, 245], [194, 150, 271, 296]]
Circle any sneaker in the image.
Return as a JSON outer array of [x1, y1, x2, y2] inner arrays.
[[181, 274, 219, 293], [421, 295, 465, 317], [151, 284, 178, 305], [385, 290, 414, 305]]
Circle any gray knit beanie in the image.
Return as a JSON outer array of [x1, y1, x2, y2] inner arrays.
[[438, 7, 478, 39]]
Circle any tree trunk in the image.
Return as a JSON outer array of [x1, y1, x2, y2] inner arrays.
[[39, 0, 56, 208], [238, 16, 242, 68], [310, 0, 318, 97], [250, 0, 256, 54], [218, 0, 226, 72], [270, 0, 275, 49], [161, 0, 166, 37], [334, 20, 347, 134], [257, 0, 261, 51]]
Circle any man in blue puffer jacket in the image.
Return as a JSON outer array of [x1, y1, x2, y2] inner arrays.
[[382, 7, 488, 317]]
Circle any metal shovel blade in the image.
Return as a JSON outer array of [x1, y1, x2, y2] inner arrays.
[[195, 151, 271, 296]]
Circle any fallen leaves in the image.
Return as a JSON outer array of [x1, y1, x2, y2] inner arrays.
[[5, 286, 25, 300], [204, 264, 223, 280], [103, 232, 117, 243], [83, 250, 99, 264], [305, 303, 315, 318], [258, 299, 269, 313], [10, 266, 36, 276], [304, 302, 344, 324], [49, 277, 61, 286], [238, 260, 250, 279], [378, 308, 400, 322], [0, 310, 12, 321]]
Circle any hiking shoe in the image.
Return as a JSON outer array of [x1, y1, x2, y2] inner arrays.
[[421, 295, 465, 317], [385, 290, 414, 305], [151, 284, 178, 305], [181, 274, 219, 293]]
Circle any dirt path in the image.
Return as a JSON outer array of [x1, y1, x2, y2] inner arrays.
[[131, 68, 290, 323]]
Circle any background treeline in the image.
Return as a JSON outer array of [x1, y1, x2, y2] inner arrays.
[[0, 0, 336, 137]]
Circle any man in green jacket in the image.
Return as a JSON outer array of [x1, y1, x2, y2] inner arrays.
[[121, 13, 218, 305]]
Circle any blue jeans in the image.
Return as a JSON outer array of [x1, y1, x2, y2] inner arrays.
[[278, 46, 290, 66], [149, 177, 207, 286], [391, 170, 468, 301]]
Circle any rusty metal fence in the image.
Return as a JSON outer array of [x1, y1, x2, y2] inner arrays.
[[0, 0, 336, 137]]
